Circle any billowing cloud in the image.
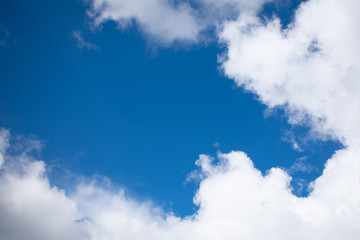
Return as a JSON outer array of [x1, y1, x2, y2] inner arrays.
[[2, 0, 360, 239], [1, 132, 360, 240], [87, 0, 269, 44], [0, 130, 87, 240], [219, 0, 360, 147], [88, 0, 201, 44]]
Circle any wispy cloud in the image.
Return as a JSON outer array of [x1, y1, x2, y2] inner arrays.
[[72, 30, 99, 50], [88, 0, 200, 45], [0, 25, 15, 48], [282, 130, 303, 152], [288, 156, 316, 174]]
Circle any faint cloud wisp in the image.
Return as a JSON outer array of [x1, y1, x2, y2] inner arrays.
[[72, 30, 99, 50]]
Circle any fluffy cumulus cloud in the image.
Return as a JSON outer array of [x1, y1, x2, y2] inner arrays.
[[87, 0, 269, 44], [89, 0, 201, 44], [2, 0, 360, 239], [0, 130, 86, 240], [220, 0, 360, 146], [1, 129, 360, 240]]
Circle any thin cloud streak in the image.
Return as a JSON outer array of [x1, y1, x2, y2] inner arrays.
[[73, 30, 99, 50]]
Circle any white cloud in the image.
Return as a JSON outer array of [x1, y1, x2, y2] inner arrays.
[[0, 134, 87, 240], [198, 0, 269, 19], [88, 0, 201, 44], [2, 0, 360, 239], [215, 0, 360, 236], [1, 128, 360, 240], [0, 128, 10, 167], [87, 0, 270, 44], [73, 30, 99, 50], [200, 0, 268, 10], [288, 156, 316, 174], [281, 130, 303, 151], [219, 0, 360, 147]]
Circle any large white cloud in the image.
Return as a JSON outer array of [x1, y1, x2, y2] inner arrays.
[[220, 0, 360, 147], [0, 130, 87, 240], [2, 0, 360, 239], [1, 132, 360, 240]]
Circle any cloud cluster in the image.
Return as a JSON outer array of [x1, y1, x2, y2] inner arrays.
[[1, 133, 360, 240], [2, 0, 360, 239]]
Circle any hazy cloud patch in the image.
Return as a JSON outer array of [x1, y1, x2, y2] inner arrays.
[[73, 30, 100, 50]]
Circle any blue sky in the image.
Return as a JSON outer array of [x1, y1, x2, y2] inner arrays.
[[1, 0, 360, 239], [0, 0, 340, 215]]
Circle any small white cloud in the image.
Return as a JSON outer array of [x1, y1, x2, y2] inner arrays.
[[87, 0, 268, 45], [72, 30, 99, 50], [288, 156, 316, 174], [88, 0, 200, 45], [282, 130, 303, 152]]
